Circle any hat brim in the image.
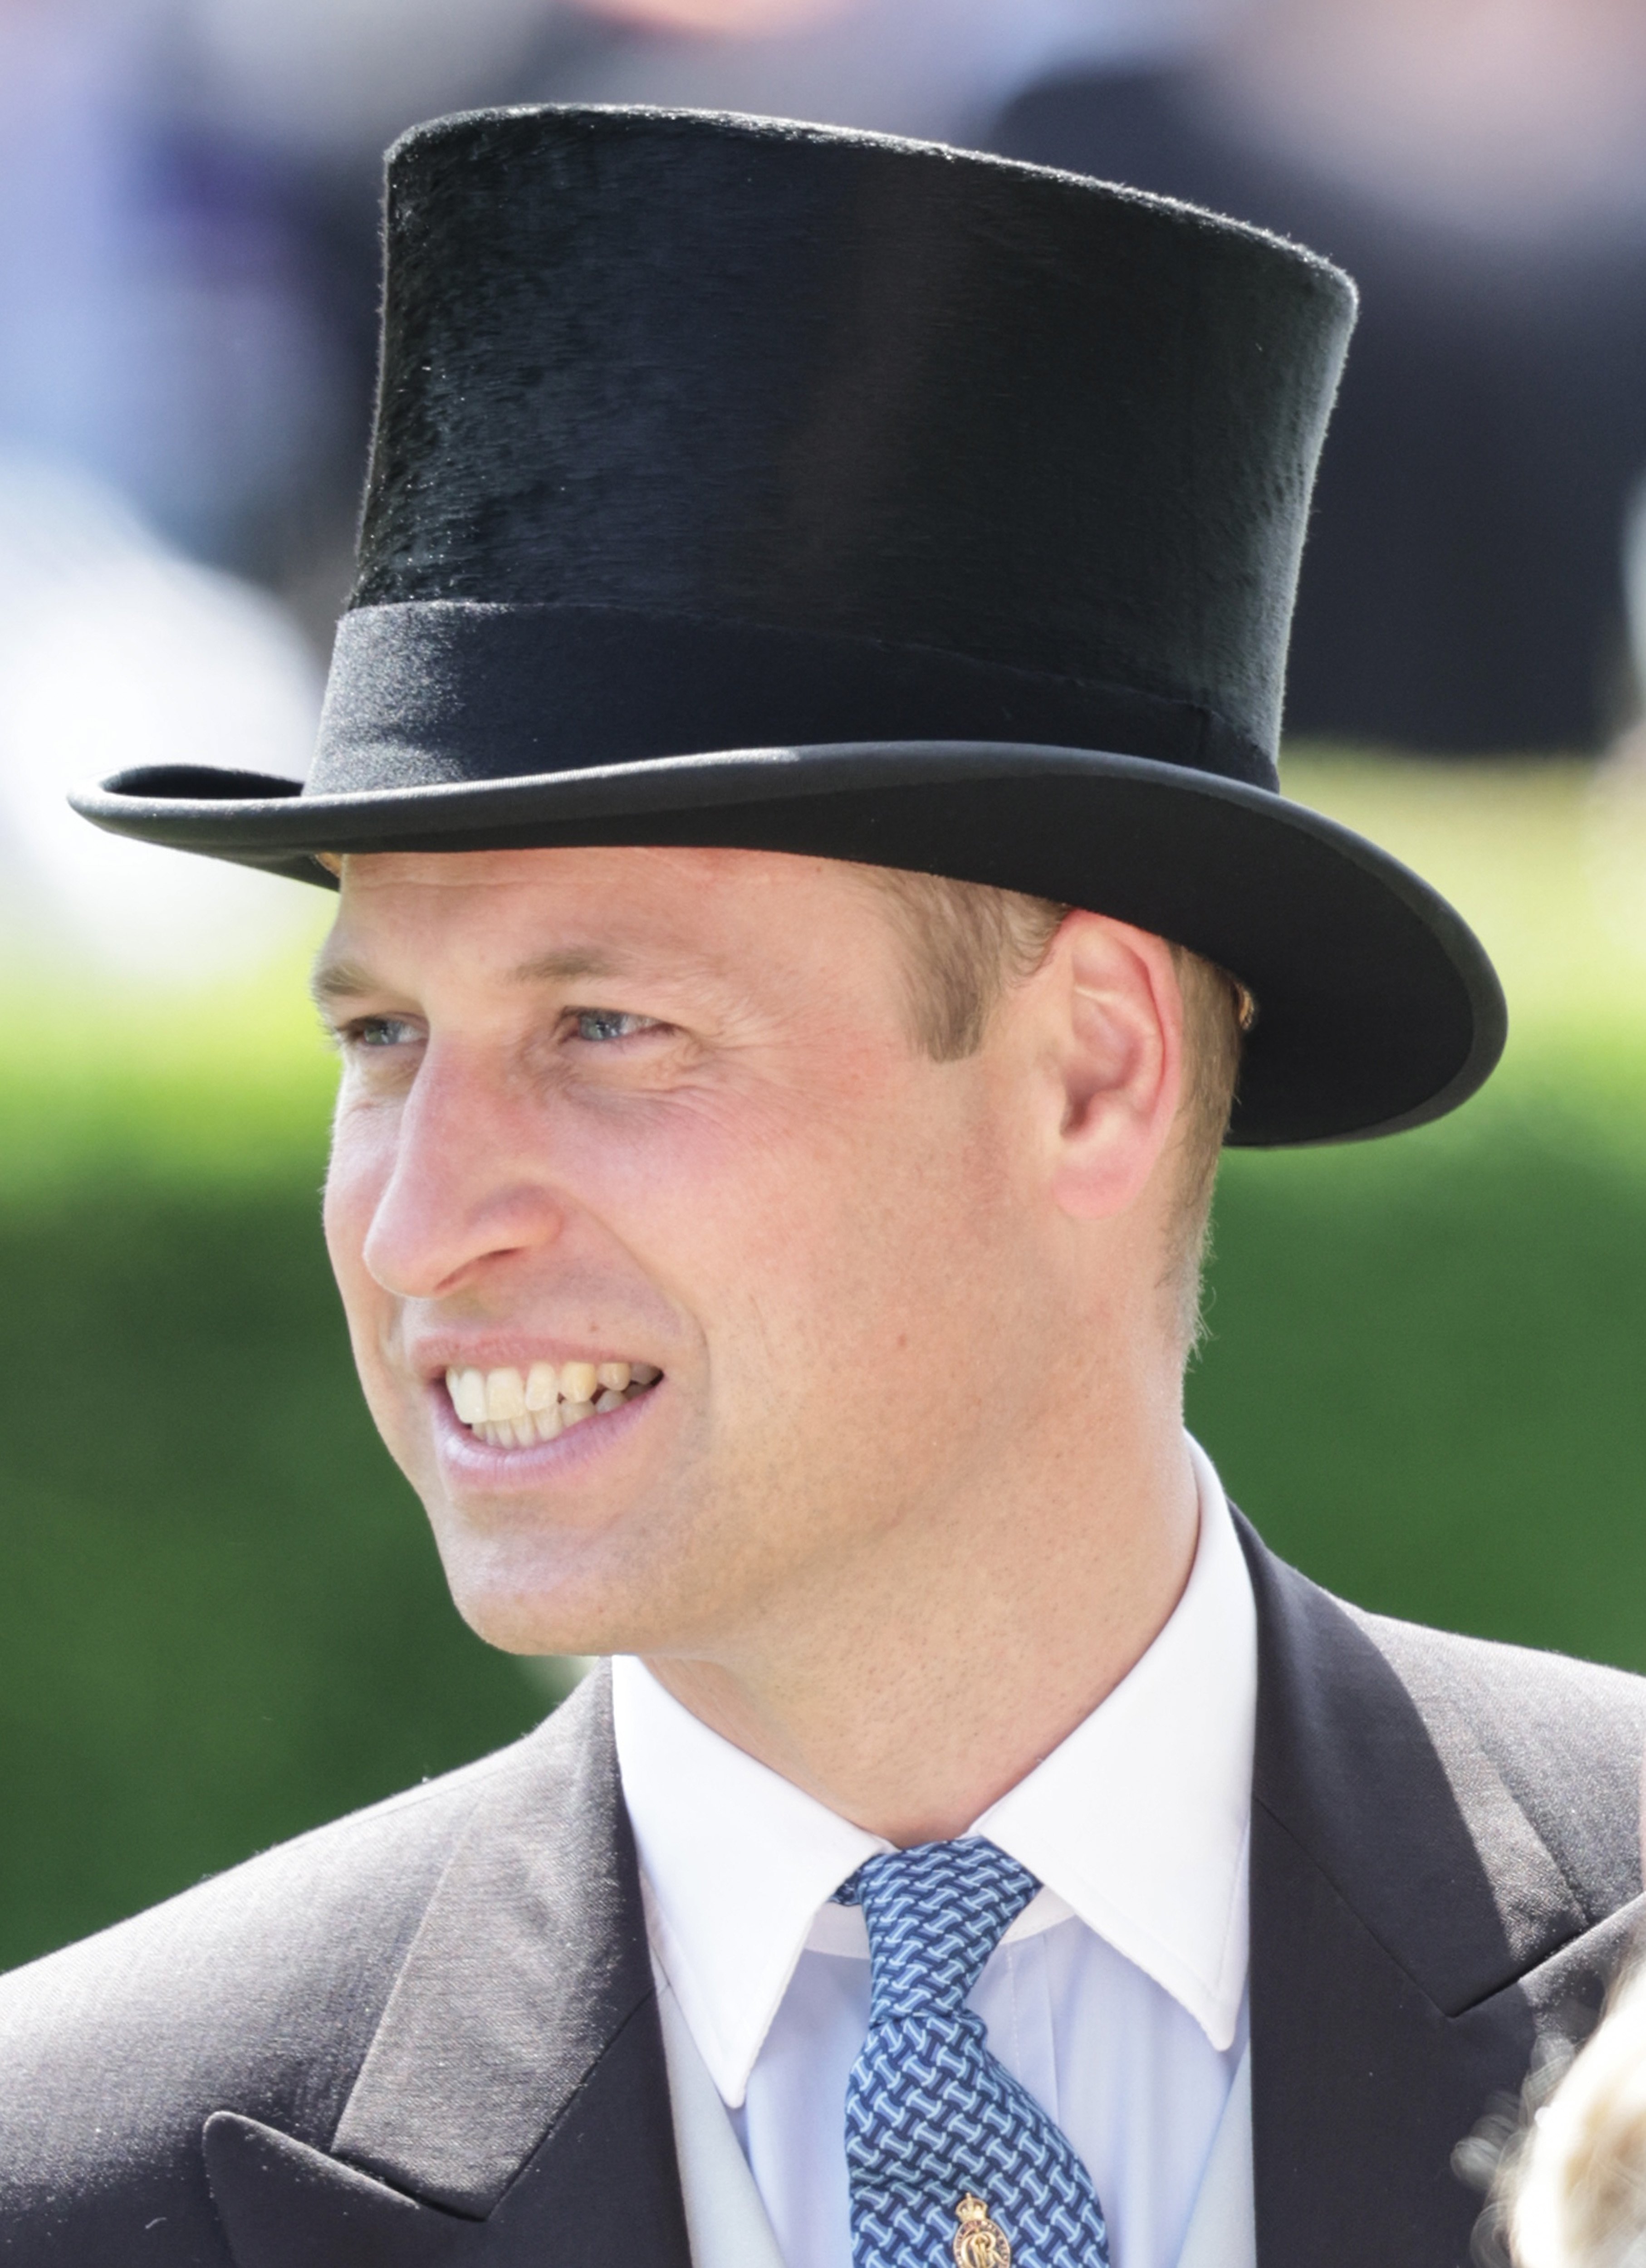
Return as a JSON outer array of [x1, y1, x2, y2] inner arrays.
[[71, 739, 1505, 1149]]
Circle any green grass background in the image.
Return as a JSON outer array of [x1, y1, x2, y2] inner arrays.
[[4, 754, 1646, 1972]]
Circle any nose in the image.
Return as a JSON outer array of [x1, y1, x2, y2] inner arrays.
[[340, 1042, 568, 1302]]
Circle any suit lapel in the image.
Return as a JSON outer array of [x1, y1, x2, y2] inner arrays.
[[1240, 1517, 1643, 2268], [206, 1666, 692, 2268]]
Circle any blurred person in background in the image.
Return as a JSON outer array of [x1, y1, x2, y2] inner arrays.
[[0, 0, 343, 588], [0, 0, 339, 976], [996, 0, 1646, 758], [78, 0, 1646, 775], [0, 0, 1215, 974], [179, 0, 1213, 181], [173, 0, 1217, 557], [531, 0, 1207, 147], [1, 96, 1644, 2268]]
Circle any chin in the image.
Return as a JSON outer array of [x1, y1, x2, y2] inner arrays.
[[447, 1578, 613, 1659], [435, 1531, 679, 1661], [421, 1454, 759, 1661]]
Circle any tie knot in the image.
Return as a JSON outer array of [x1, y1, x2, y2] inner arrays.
[[835, 1838, 1040, 2019]]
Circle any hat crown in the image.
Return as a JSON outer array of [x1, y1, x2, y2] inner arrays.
[[355, 105, 1354, 771]]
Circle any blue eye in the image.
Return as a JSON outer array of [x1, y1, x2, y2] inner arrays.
[[573, 1010, 655, 1043], [354, 1016, 418, 1048]]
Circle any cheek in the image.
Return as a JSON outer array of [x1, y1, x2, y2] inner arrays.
[[840, 1113, 1024, 1400], [693, 1088, 1009, 1403]]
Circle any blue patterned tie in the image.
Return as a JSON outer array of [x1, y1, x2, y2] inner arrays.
[[835, 1838, 1112, 2268]]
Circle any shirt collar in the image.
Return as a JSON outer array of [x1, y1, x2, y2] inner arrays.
[[610, 1437, 1255, 2106]]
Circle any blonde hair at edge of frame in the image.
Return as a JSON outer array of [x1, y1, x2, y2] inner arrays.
[[313, 853, 1251, 1354], [868, 869, 1252, 1357], [1494, 1957, 1646, 2268]]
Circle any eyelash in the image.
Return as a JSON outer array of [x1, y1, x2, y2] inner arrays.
[[345, 1015, 418, 1050], [569, 1010, 660, 1045]]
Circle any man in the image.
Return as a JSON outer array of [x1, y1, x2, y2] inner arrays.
[[4, 105, 1641, 2268]]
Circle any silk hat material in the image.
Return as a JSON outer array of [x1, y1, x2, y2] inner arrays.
[[72, 104, 1505, 1144]]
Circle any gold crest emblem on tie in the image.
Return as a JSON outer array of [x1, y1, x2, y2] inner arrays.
[[953, 2193, 1011, 2268]]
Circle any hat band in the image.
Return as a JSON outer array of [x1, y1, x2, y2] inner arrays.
[[311, 603, 1276, 797]]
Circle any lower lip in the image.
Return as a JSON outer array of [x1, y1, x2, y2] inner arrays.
[[428, 1380, 662, 1485]]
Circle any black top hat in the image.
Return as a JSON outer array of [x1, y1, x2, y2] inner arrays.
[[73, 105, 1504, 1145]]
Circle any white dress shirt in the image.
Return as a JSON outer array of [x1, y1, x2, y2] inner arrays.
[[612, 1437, 1256, 2268]]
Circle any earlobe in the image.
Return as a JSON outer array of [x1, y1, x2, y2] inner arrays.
[[1044, 914, 1184, 1222]]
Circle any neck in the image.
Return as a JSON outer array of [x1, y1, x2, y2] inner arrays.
[[642, 1369, 1199, 1846]]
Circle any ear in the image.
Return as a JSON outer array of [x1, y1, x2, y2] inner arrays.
[[1033, 911, 1186, 1223]]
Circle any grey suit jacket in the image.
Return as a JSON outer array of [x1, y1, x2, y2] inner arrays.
[[2, 1519, 1643, 2266]]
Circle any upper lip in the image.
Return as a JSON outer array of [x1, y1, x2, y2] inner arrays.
[[410, 1338, 659, 1383]]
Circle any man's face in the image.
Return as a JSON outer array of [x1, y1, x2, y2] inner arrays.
[[318, 844, 1073, 1663]]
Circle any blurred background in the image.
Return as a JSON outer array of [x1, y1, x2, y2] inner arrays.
[[7, 0, 1646, 1970]]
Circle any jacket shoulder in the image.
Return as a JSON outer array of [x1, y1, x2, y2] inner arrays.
[[1243, 1516, 1646, 2014], [1350, 1602, 1646, 1921], [0, 1721, 553, 2257]]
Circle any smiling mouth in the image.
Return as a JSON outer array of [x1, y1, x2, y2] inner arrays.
[[444, 1359, 662, 1449]]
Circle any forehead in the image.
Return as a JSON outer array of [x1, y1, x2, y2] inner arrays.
[[319, 842, 891, 986]]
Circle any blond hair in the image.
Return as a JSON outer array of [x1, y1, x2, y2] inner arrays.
[[1501, 1963, 1646, 2268]]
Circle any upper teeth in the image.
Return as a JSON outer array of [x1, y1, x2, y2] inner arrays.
[[446, 1360, 661, 1448]]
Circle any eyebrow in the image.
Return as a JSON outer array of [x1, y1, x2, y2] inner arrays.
[[308, 943, 636, 1011], [507, 947, 630, 985], [309, 956, 377, 1009]]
